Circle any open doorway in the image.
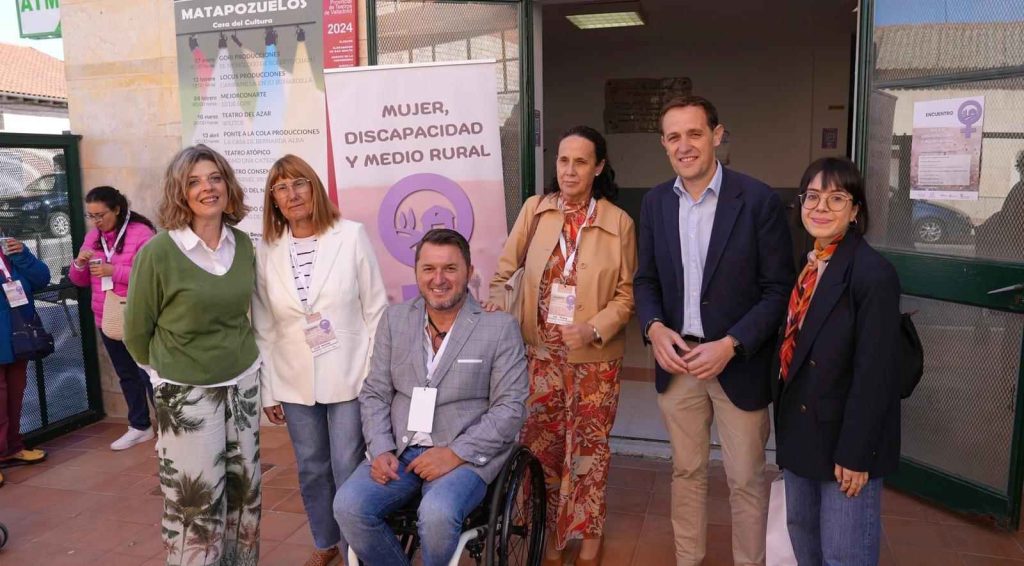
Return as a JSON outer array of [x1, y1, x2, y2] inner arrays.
[[536, 0, 859, 453]]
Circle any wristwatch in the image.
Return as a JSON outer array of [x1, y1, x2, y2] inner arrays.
[[591, 325, 602, 344], [727, 335, 745, 356], [643, 318, 664, 342]]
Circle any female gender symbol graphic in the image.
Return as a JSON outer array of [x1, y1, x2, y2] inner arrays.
[[958, 100, 982, 139]]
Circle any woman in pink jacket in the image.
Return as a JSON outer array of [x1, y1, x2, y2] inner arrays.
[[69, 186, 157, 450]]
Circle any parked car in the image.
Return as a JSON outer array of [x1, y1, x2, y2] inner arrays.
[[912, 199, 974, 244], [0, 173, 71, 238]]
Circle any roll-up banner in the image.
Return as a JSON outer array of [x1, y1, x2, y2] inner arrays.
[[324, 61, 507, 304]]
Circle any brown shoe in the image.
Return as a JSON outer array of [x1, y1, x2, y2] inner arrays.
[[0, 448, 46, 466], [542, 555, 563, 566], [304, 546, 340, 566]]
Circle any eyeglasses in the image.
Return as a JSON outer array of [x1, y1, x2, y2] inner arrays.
[[798, 191, 854, 212], [86, 210, 111, 221], [271, 178, 312, 197]]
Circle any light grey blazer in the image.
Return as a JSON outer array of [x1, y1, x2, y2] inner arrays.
[[359, 294, 528, 483]]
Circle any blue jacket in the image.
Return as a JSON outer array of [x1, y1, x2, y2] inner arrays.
[[772, 230, 902, 480], [0, 248, 51, 364], [634, 167, 795, 409]]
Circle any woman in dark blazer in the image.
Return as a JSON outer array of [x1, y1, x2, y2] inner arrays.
[[773, 157, 901, 566]]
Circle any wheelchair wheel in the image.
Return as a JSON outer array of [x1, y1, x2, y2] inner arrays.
[[0, 522, 8, 549], [485, 446, 546, 566]]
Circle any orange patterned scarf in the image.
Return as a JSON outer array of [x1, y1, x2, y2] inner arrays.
[[779, 235, 843, 381]]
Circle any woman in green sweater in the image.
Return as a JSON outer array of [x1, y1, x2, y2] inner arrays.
[[124, 144, 261, 566]]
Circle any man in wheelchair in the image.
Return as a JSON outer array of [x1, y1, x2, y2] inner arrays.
[[335, 229, 529, 566]]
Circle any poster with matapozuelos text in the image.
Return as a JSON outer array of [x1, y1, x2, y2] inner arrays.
[[174, 0, 328, 240]]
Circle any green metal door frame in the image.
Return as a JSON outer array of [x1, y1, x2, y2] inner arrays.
[[365, 0, 536, 206], [853, 0, 1024, 528], [0, 132, 105, 445]]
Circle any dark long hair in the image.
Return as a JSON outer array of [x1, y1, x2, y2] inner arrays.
[[797, 157, 869, 233], [546, 125, 619, 202], [85, 186, 157, 253]]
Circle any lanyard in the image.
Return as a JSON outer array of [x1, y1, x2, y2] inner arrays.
[[99, 211, 132, 262], [558, 198, 596, 279], [289, 236, 318, 313], [423, 317, 453, 388], [0, 256, 10, 282]]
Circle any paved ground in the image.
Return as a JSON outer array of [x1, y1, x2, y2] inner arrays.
[[2, 418, 1024, 565]]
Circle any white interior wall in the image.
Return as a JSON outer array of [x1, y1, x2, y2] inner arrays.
[[541, 0, 856, 189]]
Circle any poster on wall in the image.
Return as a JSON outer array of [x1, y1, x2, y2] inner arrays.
[[322, 0, 359, 70], [324, 61, 507, 304], [174, 0, 334, 239], [910, 96, 985, 201]]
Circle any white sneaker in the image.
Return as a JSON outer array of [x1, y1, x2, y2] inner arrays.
[[110, 427, 155, 451]]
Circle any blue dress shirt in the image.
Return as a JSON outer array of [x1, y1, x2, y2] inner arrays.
[[673, 161, 723, 338]]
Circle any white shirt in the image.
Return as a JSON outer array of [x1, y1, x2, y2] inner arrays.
[[289, 235, 318, 310], [146, 225, 261, 389], [171, 224, 236, 276], [410, 312, 457, 447]]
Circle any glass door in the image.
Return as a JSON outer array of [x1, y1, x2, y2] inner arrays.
[[857, 0, 1024, 526]]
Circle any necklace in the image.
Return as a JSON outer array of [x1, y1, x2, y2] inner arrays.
[[427, 315, 448, 352]]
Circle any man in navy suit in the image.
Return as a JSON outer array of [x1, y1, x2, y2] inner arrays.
[[634, 96, 794, 566]]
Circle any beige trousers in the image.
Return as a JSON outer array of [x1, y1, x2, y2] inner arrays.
[[656, 372, 770, 566]]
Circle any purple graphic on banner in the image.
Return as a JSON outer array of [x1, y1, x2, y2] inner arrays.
[[378, 173, 476, 300], [958, 100, 982, 139]]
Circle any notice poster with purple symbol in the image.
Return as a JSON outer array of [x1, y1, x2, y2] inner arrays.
[[910, 96, 985, 201], [174, 0, 328, 240], [324, 61, 506, 304]]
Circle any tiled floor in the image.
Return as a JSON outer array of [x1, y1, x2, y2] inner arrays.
[[2, 418, 1024, 565]]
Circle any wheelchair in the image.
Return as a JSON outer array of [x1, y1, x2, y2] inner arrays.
[[348, 445, 546, 566]]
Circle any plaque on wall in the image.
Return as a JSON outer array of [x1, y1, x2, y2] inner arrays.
[[604, 77, 693, 134]]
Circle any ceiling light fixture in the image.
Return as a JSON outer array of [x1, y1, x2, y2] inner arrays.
[[565, 1, 645, 30]]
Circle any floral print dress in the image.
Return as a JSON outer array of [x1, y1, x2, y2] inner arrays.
[[520, 197, 622, 549]]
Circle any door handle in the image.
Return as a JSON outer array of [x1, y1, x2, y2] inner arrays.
[[988, 283, 1024, 295]]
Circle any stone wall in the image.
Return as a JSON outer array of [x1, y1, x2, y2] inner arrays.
[[61, 0, 370, 418]]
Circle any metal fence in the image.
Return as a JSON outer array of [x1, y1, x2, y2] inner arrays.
[[0, 133, 103, 446]]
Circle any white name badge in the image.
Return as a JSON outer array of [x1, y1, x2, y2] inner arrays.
[[101, 276, 114, 291], [303, 312, 339, 356], [408, 386, 437, 433], [3, 280, 28, 307], [546, 282, 576, 326]]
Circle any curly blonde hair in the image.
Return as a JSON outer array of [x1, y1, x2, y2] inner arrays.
[[158, 144, 250, 229]]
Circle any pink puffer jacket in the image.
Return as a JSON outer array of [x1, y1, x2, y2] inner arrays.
[[68, 221, 155, 328]]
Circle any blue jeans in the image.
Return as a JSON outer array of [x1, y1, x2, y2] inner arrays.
[[335, 445, 487, 566], [783, 469, 883, 566], [281, 400, 365, 551], [101, 334, 153, 431]]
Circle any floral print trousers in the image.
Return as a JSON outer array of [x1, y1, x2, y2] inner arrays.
[[521, 354, 622, 550], [154, 372, 262, 566]]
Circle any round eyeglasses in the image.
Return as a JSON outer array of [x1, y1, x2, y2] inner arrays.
[[798, 191, 853, 212], [271, 178, 312, 197]]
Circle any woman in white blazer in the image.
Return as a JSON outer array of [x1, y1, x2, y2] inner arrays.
[[252, 154, 387, 566]]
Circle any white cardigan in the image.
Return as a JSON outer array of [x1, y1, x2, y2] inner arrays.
[[253, 219, 387, 407]]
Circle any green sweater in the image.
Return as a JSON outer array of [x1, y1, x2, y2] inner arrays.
[[124, 228, 259, 386]]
